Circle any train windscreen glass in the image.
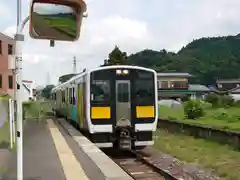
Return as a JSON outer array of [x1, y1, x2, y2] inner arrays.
[[135, 71, 154, 106], [91, 80, 110, 102]]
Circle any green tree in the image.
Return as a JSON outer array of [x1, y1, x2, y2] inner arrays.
[[41, 85, 55, 99], [127, 33, 240, 85], [59, 73, 76, 84], [106, 46, 128, 65]]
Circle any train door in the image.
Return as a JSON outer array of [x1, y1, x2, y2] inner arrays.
[[116, 80, 131, 125], [78, 83, 84, 129]]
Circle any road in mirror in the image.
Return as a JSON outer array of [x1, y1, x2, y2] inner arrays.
[[31, 3, 78, 41]]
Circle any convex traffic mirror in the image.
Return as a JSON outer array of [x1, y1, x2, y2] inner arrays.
[[29, 0, 87, 41]]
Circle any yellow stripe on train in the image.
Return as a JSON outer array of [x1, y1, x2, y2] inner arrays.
[[136, 106, 155, 118], [91, 107, 111, 119]]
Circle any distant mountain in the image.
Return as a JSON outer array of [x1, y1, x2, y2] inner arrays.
[[128, 34, 240, 85]]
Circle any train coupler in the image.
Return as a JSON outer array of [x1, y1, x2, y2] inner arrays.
[[119, 138, 132, 150]]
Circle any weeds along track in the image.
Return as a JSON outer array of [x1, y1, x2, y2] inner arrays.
[[158, 118, 240, 149], [104, 149, 178, 180]]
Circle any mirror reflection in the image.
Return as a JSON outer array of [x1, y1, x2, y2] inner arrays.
[[31, 3, 78, 41]]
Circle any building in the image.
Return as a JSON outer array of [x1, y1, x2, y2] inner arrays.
[[225, 86, 240, 101], [157, 73, 192, 99], [157, 73, 212, 100], [188, 84, 211, 100], [216, 79, 240, 92], [157, 73, 192, 89], [0, 33, 15, 98]]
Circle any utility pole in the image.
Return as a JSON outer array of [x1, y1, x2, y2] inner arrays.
[[13, 0, 22, 130], [16, 1, 23, 180], [15, 1, 29, 179], [73, 56, 77, 74]]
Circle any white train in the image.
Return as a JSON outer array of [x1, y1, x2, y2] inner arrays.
[[51, 65, 158, 150]]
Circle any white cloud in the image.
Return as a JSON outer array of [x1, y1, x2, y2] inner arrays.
[[0, 3, 10, 17], [1, 0, 240, 86]]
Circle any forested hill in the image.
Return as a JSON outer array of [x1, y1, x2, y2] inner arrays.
[[128, 34, 240, 85]]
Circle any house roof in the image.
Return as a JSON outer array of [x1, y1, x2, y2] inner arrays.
[[216, 79, 240, 83], [0, 32, 15, 41], [22, 80, 33, 83], [208, 85, 217, 91], [188, 84, 211, 92], [157, 73, 192, 78]]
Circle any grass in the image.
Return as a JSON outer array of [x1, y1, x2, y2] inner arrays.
[[33, 12, 77, 37], [159, 105, 240, 131], [154, 129, 240, 180], [23, 101, 52, 119], [43, 16, 77, 36], [0, 120, 10, 148]]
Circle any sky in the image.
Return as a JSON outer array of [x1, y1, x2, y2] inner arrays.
[[1, 0, 240, 87], [34, 3, 74, 15]]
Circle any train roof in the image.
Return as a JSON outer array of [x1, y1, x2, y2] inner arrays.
[[89, 65, 156, 73], [51, 71, 87, 93]]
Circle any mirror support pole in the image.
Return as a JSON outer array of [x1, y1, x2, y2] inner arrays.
[[50, 40, 55, 47], [14, 15, 29, 180]]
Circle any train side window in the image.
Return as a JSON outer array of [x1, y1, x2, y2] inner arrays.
[[70, 88, 73, 104], [68, 88, 70, 104], [62, 91, 65, 102], [63, 90, 66, 103], [68, 89, 70, 104], [73, 88, 76, 105]]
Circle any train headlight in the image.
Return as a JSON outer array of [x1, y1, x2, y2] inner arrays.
[[116, 70, 122, 74], [123, 70, 129, 74]]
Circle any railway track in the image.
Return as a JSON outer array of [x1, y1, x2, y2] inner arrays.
[[105, 149, 178, 180]]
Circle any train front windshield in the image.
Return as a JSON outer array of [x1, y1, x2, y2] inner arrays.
[[135, 71, 155, 106], [91, 80, 110, 102]]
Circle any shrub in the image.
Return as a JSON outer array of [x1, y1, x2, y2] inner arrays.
[[184, 100, 205, 119], [205, 93, 234, 107], [234, 100, 240, 107], [219, 95, 234, 107], [199, 100, 212, 109], [181, 95, 190, 102], [205, 93, 220, 107]]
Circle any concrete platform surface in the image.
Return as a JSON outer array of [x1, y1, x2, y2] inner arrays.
[[2, 119, 110, 180], [3, 120, 66, 180], [59, 118, 134, 180]]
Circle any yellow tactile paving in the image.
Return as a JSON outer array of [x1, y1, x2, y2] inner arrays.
[[47, 119, 89, 180]]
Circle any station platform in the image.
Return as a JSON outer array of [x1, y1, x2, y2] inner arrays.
[[3, 118, 133, 180]]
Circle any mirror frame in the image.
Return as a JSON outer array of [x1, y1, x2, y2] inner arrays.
[[29, 0, 87, 41]]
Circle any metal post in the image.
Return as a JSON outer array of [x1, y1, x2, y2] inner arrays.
[[15, 14, 29, 180], [9, 99, 13, 149], [12, 99, 16, 143]]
